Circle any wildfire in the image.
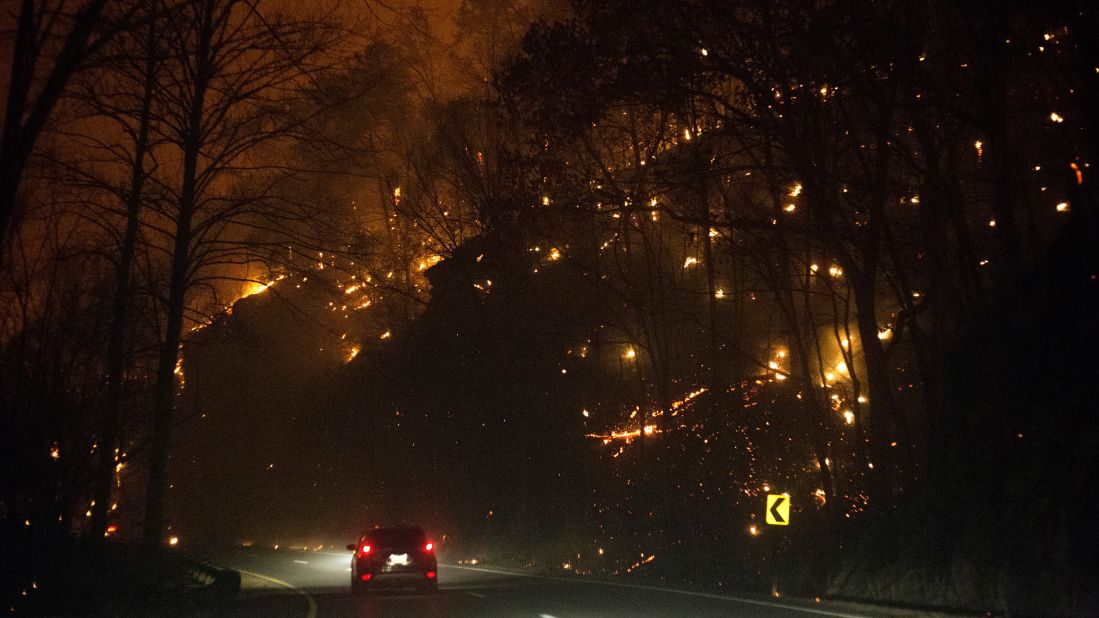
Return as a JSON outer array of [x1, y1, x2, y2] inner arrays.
[[588, 425, 658, 444], [417, 255, 443, 271], [669, 387, 707, 412], [624, 554, 656, 573], [241, 281, 271, 297], [587, 386, 708, 445], [237, 274, 288, 304]]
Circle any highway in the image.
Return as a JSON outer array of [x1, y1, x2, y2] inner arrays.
[[189, 547, 882, 617]]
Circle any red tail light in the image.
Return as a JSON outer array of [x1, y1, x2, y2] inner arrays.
[[359, 544, 372, 555], [360, 573, 372, 581], [426, 570, 436, 579], [424, 542, 434, 552]]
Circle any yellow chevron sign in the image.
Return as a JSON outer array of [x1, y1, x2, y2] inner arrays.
[[766, 494, 790, 525]]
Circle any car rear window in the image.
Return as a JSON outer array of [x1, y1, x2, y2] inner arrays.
[[367, 528, 425, 547]]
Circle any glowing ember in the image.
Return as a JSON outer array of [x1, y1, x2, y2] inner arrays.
[[345, 345, 361, 363], [1070, 162, 1084, 185]]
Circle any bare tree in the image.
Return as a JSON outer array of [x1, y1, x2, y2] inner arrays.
[[139, 0, 338, 551], [0, 0, 142, 266], [66, 0, 164, 541]]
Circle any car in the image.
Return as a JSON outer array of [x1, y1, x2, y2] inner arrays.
[[347, 525, 438, 593]]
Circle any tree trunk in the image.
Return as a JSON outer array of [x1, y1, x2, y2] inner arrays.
[[90, 1, 159, 542], [0, 0, 38, 257], [851, 272, 908, 501], [142, 0, 212, 553]]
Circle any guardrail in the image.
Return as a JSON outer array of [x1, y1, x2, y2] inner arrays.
[[823, 594, 1002, 617], [178, 555, 241, 597]]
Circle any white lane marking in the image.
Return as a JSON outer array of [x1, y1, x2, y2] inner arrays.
[[237, 569, 318, 618], [293, 560, 309, 564], [539, 614, 558, 618], [446, 564, 869, 618], [293, 550, 354, 557], [464, 591, 487, 599]]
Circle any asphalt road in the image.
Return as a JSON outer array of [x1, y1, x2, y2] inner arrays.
[[179, 547, 880, 617]]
